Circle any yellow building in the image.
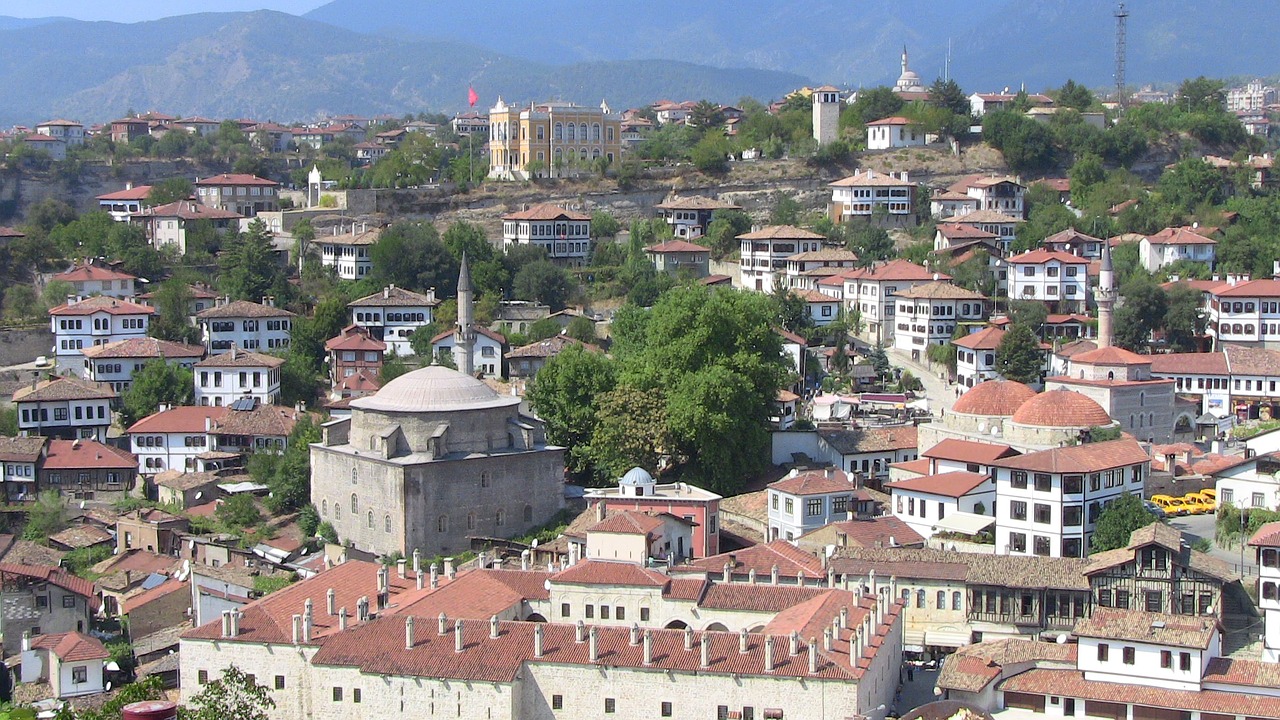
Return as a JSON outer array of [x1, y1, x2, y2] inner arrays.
[[487, 98, 623, 180]]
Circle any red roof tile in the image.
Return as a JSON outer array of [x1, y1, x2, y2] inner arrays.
[[128, 406, 227, 434], [1069, 346, 1151, 365], [1007, 249, 1090, 265], [1249, 521, 1280, 548], [31, 632, 109, 662], [689, 540, 823, 578], [0, 563, 95, 599], [42, 439, 135, 470], [923, 439, 1019, 465], [1010, 389, 1111, 427], [889, 471, 990, 498], [998, 668, 1280, 718], [953, 326, 1005, 350], [1212, 279, 1280, 298], [804, 516, 925, 548], [586, 511, 666, 536], [991, 438, 1149, 474], [123, 578, 188, 614], [503, 203, 590, 221], [1146, 226, 1217, 246], [769, 468, 860, 495], [552, 560, 669, 587], [194, 173, 279, 187], [49, 296, 154, 316], [646, 240, 711, 253], [952, 380, 1036, 416], [53, 262, 137, 283]]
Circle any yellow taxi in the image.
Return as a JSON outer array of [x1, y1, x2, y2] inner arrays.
[[1181, 492, 1215, 515], [1150, 495, 1185, 516]]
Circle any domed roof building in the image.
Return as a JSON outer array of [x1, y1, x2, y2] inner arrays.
[[893, 46, 929, 96], [1006, 388, 1118, 447], [919, 381, 1119, 452], [952, 380, 1036, 418], [311, 267, 565, 558]]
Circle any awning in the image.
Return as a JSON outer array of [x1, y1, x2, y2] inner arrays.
[[931, 511, 995, 536], [924, 629, 972, 648]]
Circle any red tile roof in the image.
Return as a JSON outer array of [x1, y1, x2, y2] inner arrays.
[[503, 203, 590, 221], [991, 438, 1149, 474], [13, 376, 117, 403], [552, 560, 670, 587], [31, 632, 109, 662], [196, 300, 294, 319], [49, 296, 155, 317], [326, 326, 386, 352], [42, 439, 135, 470], [1006, 249, 1090, 265], [1249, 521, 1280, 548], [769, 468, 860, 495], [952, 380, 1036, 416], [0, 563, 95, 599], [132, 200, 242, 221], [1010, 388, 1112, 427], [1069, 346, 1151, 366], [889, 471, 990, 498], [96, 185, 153, 201], [1212, 279, 1280, 298], [0, 436, 47, 462], [55, 262, 136, 281], [646, 240, 711, 253], [81, 337, 204, 360], [846, 259, 944, 282], [1075, 607, 1217, 648], [194, 173, 279, 187], [922, 439, 1019, 465], [688, 540, 823, 578], [953, 326, 1005, 350], [936, 223, 999, 240], [128, 406, 227, 434], [123, 578, 188, 614], [805, 517, 925, 548], [1146, 226, 1217, 246], [998, 668, 1280, 718], [586, 511, 667, 536], [737, 225, 827, 241]]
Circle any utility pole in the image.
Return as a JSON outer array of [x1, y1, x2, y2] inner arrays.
[[1114, 3, 1129, 110]]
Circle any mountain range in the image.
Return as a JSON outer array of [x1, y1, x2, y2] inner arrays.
[[1, 1, 1278, 127]]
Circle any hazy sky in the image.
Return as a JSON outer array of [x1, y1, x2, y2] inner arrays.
[[3, 0, 327, 22]]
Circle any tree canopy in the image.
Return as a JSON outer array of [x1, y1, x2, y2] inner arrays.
[[1090, 493, 1156, 553], [122, 359, 195, 424], [994, 323, 1043, 384]]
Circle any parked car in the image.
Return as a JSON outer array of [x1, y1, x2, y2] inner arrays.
[[1143, 500, 1168, 519], [1151, 495, 1189, 516], [1181, 492, 1215, 515]]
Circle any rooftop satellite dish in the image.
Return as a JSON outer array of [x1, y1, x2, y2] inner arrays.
[[79, 501, 85, 510], [195, 492, 203, 500], [531, 539, 539, 548], [1056, 633, 1068, 644], [105, 661, 120, 672], [105, 681, 112, 692], [543, 579, 552, 591]]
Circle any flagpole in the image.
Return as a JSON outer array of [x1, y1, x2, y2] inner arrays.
[[469, 131, 473, 186]]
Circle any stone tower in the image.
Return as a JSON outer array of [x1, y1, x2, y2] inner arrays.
[[1096, 240, 1116, 348], [453, 252, 475, 376], [812, 85, 842, 145]]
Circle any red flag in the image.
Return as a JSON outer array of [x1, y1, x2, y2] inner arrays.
[[468, 86, 479, 108]]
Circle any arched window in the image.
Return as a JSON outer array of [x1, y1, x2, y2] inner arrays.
[[496, 509, 505, 527], [437, 515, 448, 533], [592, 123, 601, 141], [916, 589, 926, 608], [554, 122, 563, 140], [566, 122, 575, 141], [351, 468, 357, 484], [936, 591, 945, 609], [367, 511, 373, 529], [335, 501, 341, 519], [467, 513, 476, 531], [607, 126, 615, 143], [580, 148, 588, 161], [524, 505, 533, 522], [536, 125, 545, 140], [480, 472, 490, 488], [351, 493, 358, 514], [952, 591, 962, 610], [385, 515, 392, 533], [322, 499, 327, 517]]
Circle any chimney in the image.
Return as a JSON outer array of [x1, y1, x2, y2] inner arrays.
[[327, 588, 336, 615], [764, 636, 775, 672], [534, 624, 544, 657], [868, 570, 877, 597], [589, 627, 599, 661], [827, 567, 835, 587], [808, 639, 818, 673], [338, 607, 348, 631], [430, 563, 439, 589], [797, 570, 806, 586], [825, 466, 834, 479], [771, 564, 779, 585], [840, 606, 849, 630], [477, 551, 487, 569], [630, 623, 641, 646], [291, 614, 302, 644], [739, 628, 749, 654], [722, 563, 731, 583], [416, 571, 424, 590], [230, 610, 242, 636], [302, 610, 313, 642], [576, 621, 587, 643], [521, 549, 531, 571], [357, 595, 369, 622], [823, 627, 833, 651], [789, 631, 800, 656], [412, 548, 421, 574], [643, 629, 653, 665], [377, 566, 389, 593], [748, 569, 757, 585], [438, 612, 448, 635], [405, 616, 415, 649], [684, 627, 694, 651], [595, 502, 606, 523], [700, 634, 710, 668], [853, 625, 863, 660], [444, 557, 455, 579], [397, 558, 407, 579], [454, 619, 464, 653], [384, 286, 390, 299], [490, 615, 500, 639], [221, 610, 233, 638]]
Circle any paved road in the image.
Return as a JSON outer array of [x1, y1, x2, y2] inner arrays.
[[887, 347, 959, 417], [1169, 512, 1256, 577]]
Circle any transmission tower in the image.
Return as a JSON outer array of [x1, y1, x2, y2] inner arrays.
[[1114, 3, 1129, 109]]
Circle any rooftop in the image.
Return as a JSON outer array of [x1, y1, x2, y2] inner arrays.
[[348, 285, 440, 308], [992, 438, 1148, 474], [196, 300, 294, 319], [1075, 607, 1217, 649], [503, 203, 590, 221], [80, 336, 204, 360], [888, 471, 990, 498], [49, 295, 155, 317], [350, 365, 520, 413], [13, 376, 117, 404]]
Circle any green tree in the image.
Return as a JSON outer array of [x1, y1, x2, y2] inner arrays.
[[2, 284, 40, 322], [514, 261, 573, 310], [298, 503, 320, 538], [1090, 493, 1156, 553], [589, 386, 672, 481], [317, 521, 339, 544], [590, 211, 621, 239], [841, 87, 904, 128], [526, 345, 617, 475], [994, 324, 1043, 384], [1164, 285, 1206, 352], [1001, 120, 1057, 174], [1176, 76, 1226, 113], [704, 209, 752, 259], [1114, 276, 1168, 352], [565, 315, 597, 344], [183, 665, 276, 720], [277, 350, 319, 408], [253, 417, 321, 514], [148, 280, 200, 345], [863, 344, 890, 382], [370, 222, 459, 296], [217, 494, 262, 529], [0, 406, 16, 436], [845, 222, 894, 265], [380, 353, 410, 384], [147, 177, 193, 206], [1157, 158, 1227, 212], [75, 675, 165, 720], [23, 490, 67, 542], [122, 359, 195, 424], [1056, 79, 1096, 111], [219, 218, 287, 302], [770, 196, 802, 226], [690, 132, 732, 174], [42, 280, 74, 311], [928, 78, 971, 118], [1069, 153, 1106, 206], [689, 100, 726, 130], [1008, 300, 1048, 332]]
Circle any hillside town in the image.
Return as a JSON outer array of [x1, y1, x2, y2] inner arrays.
[[4, 15, 1280, 720]]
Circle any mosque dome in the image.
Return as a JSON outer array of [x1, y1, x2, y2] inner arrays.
[[1011, 389, 1112, 428], [953, 380, 1037, 417], [350, 365, 520, 412]]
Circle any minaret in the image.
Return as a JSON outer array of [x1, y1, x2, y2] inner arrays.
[[901, 45, 909, 76], [453, 253, 475, 376], [1096, 241, 1116, 348]]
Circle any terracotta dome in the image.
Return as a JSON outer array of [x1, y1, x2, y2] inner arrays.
[[1011, 388, 1112, 428], [953, 380, 1036, 417]]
